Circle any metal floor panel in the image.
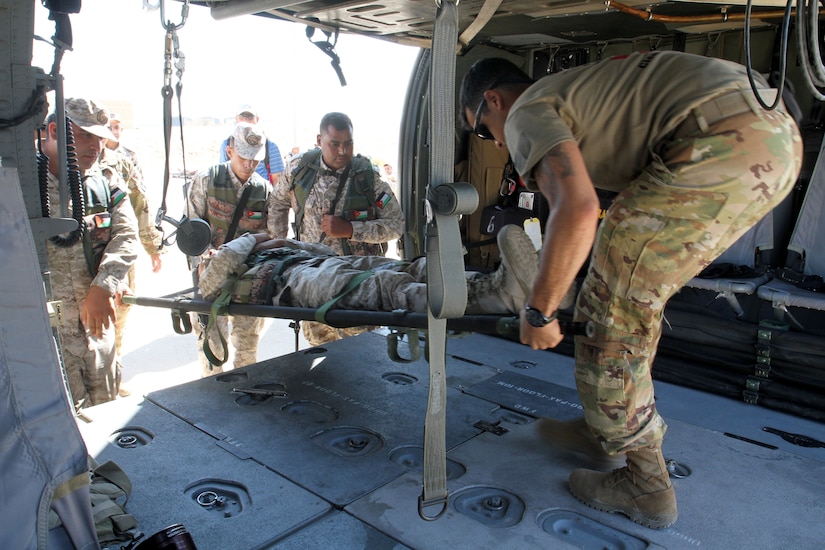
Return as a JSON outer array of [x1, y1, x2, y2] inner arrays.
[[445, 332, 578, 385], [446, 332, 825, 462], [270, 511, 411, 549], [145, 331, 503, 506], [78, 331, 825, 548], [347, 415, 825, 549], [76, 398, 329, 549]]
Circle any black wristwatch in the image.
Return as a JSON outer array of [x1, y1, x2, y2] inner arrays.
[[524, 305, 558, 327]]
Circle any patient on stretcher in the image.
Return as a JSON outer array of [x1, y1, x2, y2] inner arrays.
[[197, 226, 551, 316]]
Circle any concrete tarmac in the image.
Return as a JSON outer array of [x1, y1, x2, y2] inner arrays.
[[118, 243, 310, 396]]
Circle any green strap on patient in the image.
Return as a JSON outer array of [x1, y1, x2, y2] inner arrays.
[[202, 283, 234, 368], [314, 270, 375, 324], [202, 269, 375, 366]]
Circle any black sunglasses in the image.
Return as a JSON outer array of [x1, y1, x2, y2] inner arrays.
[[472, 77, 535, 141], [473, 97, 494, 141]]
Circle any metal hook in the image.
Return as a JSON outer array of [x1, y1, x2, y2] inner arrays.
[[160, 0, 189, 32]]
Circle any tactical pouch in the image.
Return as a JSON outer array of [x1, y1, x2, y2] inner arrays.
[[48, 458, 141, 546]]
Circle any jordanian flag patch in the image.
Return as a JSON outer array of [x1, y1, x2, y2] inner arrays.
[[247, 210, 263, 220], [352, 210, 369, 220], [110, 188, 127, 207], [376, 193, 392, 208]]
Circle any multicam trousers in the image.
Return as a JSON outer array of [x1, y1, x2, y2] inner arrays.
[[574, 101, 802, 454]]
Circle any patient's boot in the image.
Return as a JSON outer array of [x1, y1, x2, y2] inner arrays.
[[198, 233, 257, 299], [568, 445, 678, 529], [466, 225, 538, 314]]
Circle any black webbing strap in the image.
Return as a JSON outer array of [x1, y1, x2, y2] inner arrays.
[[317, 163, 353, 254], [224, 183, 253, 244]]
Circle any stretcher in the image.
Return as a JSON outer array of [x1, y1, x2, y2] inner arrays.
[[123, 291, 593, 341]]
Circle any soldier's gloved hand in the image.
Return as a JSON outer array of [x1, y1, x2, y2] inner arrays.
[[81, 285, 116, 339]]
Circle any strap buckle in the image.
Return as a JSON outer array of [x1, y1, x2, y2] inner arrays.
[[418, 491, 449, 521]]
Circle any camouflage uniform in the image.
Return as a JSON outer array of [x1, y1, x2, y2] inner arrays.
[[187, 140, 273, 375], [505, 51, 803, 454], [270, 152, 404, 345], [100, 148, 165, 357], [46, 168, 139, 409], [113, 143, 140, 168]]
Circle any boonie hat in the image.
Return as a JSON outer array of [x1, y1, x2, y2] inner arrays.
[[232, 122, 266, 161], [236, 104, 258, 118], [64, 98, 117, 142]]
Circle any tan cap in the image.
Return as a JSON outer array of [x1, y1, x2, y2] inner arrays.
[[231, 122, 266, 161], [64, 98, 117, 142]]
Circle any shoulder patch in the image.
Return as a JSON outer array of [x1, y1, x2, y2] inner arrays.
[[110, 186, 128, 207], [376, 192, 392, 209]]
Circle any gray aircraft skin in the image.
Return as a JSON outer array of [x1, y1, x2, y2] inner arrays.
[[3, 1, 825, 549]]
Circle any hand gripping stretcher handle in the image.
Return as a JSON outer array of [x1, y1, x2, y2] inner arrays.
[[496, 317, 595, 338]]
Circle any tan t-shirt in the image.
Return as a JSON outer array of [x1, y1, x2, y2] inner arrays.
[[505, 50, 765, 192]]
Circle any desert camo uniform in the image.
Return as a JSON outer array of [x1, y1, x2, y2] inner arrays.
[[506, 50, 803, 454], [45, 168, 139, 409], [270, 153, 404, 345], [187, 160, 274, 376], [100, 148, 165, 358]]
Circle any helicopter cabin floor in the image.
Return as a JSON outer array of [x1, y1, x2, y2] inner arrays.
[[77, 329, 825, 549]]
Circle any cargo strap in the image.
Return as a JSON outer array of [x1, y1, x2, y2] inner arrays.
[[457, 0, 503, 53], [420, 0, 465, 522]]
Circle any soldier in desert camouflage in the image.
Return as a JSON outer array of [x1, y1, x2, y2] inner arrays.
[[186, 122, 275, 376], [40, 98, 139, 409], [270, 112, 403, 346]]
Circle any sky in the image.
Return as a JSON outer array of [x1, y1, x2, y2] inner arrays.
[[32, 0, 421, 163]]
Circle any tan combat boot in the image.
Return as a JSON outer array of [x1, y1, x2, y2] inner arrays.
[[465, 224, 577, 314], [568, 445, 678, 529], [465, 224, 538, 314]]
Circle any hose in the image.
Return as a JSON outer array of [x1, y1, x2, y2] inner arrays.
[[45, 118, 85, 247]]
